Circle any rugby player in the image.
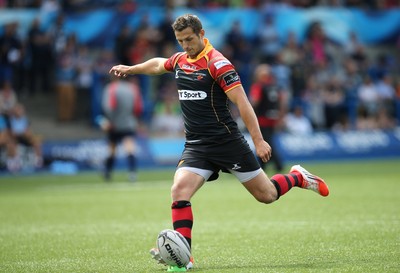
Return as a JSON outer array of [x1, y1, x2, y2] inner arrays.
[[110, 14, 329, 272]]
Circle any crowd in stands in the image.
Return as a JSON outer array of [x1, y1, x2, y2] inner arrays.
[[0, 1, 399, 172], [0, 81, 42, 172], [2, 0, 399, 11]]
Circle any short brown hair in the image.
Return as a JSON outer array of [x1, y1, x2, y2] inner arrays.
[[172, 14, 203, 35]]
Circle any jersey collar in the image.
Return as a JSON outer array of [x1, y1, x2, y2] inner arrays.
[[187, 38, 213, 62]]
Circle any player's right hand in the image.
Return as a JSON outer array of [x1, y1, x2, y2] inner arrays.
[[109, 65, 130, 78]]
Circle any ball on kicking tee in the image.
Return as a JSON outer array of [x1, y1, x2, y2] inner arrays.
[[157, 229, 191, 267]]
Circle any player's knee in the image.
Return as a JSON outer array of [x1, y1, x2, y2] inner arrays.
[[171, 182, 187, 200], [253, 191, 277, 204]]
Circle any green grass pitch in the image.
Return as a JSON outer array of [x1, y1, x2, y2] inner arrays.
[[0, 159, 399, 273]]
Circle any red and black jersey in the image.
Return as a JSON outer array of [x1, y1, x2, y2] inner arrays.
[[164, 38, 242, 143]]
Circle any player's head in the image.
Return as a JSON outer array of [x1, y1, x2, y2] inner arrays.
[[172, 14, 202, 35], [172, 14, 205, 59]]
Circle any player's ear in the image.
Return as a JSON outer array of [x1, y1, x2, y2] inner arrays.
[[199, 29, 205, 38]]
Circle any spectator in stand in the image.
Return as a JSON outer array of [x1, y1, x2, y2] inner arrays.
[[344, 31, 367, 68], [375, 105, 397, 130], [133, 13, 161, 60], [117, 0, 137, 13], [0, 22, 23, 94], [27, 18, 54, 96], [249, 63, 285, 172], [234, 36, 255, 91], [75, 44, 95, 122], [323, 77, 347, 129], [303, 76, 326, 130], [368, 53, 389, 82], [257, 15, 281, 64], [313, 57, 336, 87], [39, 0, 60, 17], [156, 11, 177, 55], [223, 20, 255, 90], [376, 74, 396, 118], [341, 59, 364, 126], [356, 105, 377, 131], [114, 24, 134, 65], [8, 103, 43, 172], [375, 74, 396, 114], [304, 21, 329, 67], [0, 80, 18, 126], [280, 30, 303, 67], [342, 59, 363, 94], [284, 103, 313, 135], [271, 52, 292, 96], [0, 113, 12, 154], [100, 76, 143, 182], [48, 13, 68, 58], [225, 20, 245, 62], [55, 34, 78, 122], [290, 51, 310, 101], [357, 75, 379, 116], [95, 49, 116, 81], [395, 78, 400, 99]]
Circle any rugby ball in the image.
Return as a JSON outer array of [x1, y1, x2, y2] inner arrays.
[[157, 229, 191, 267]]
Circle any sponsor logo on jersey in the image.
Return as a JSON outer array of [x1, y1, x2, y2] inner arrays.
[[214, 59, 231, 69], [223, 72, 240, 86], [178, 90, 207, 100], [182, 64, 197, 71]]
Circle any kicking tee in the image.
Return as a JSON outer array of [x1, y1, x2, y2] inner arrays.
[[164, 38, 243, 143]]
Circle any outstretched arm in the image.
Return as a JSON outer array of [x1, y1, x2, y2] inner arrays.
[[109, 57, 169, 77]]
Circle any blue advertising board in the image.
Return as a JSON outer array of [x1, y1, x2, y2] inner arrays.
[[274, 129, 400, 161], [41, 129, 400, 172]]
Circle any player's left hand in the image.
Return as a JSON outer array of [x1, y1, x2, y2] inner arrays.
[[255, 140, 272, 162]]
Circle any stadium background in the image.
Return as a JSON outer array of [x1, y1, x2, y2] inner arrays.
[[0, 0, 399, 174]]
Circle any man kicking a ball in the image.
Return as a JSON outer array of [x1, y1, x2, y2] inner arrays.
[[110, 14, 329, 272]]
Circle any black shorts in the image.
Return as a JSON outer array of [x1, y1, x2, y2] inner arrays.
[[177, 136, 261, 182], [107, 130, 135, 144]]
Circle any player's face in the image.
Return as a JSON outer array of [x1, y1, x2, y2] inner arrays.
[[175, 27, 205, 59]]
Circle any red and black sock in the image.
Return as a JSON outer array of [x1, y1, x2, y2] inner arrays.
[[271, 173, 302, 199], [171, 200, 193, 248]]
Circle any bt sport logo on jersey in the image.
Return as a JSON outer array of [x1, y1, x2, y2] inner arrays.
[[178, 90, 208, 100]]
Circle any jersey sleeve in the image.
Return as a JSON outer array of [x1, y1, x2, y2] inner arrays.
[[164, 52, 185, 72], [209, 57, 242, 93]]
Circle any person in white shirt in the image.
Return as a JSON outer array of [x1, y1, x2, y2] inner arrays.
[[284, 104, 313, 135]]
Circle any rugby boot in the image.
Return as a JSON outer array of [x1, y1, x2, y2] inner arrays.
[[290, 165, 329, 196]]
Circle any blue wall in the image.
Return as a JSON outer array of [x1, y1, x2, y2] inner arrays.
[[1, 7, 399, 48]]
